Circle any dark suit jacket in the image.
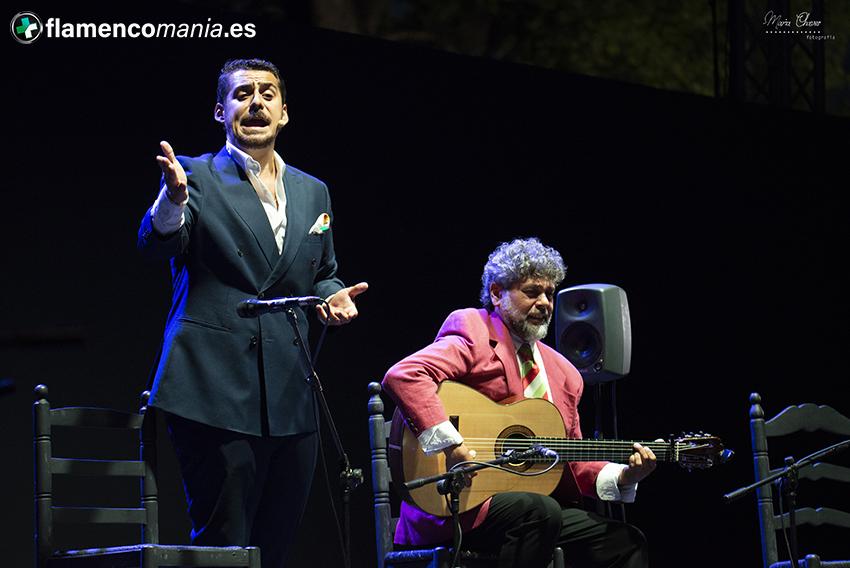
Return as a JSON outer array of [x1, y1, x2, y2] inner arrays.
[[138, 147, 344, 436], [382, 308, 606, 545]]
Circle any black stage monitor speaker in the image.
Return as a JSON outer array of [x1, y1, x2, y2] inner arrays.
[[555, 284, 631, 384]]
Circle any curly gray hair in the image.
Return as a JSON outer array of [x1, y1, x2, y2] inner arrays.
[[480, 238, 566, 310]]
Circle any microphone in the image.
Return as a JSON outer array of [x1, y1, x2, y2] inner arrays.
[[534, 445, 559, 460], [237, 296, 324, 318], [502, 445, 559, 462]]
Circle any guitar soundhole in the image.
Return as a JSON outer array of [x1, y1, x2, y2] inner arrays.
[[496, 425, 535, 472]]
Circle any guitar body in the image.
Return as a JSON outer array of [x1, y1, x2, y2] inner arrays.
[[390, 381, 567, 517]]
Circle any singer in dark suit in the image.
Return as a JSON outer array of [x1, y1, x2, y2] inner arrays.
[[138, 58, 367, 568]]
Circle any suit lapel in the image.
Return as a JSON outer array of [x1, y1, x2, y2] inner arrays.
[[213, 148, 279, 269], [487, 311, 521, 393], [261, 166, 307, 291]]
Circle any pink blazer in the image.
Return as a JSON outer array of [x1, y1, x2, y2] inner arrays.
[[382, 308, 607, 545]]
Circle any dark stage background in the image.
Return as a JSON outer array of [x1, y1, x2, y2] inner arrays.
[[4, 5, 849, 567]]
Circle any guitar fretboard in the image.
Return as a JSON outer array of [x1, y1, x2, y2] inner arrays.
[[495, 438, 675, 463]]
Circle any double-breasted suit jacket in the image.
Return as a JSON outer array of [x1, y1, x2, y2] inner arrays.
[[138, 147, 344, 436]]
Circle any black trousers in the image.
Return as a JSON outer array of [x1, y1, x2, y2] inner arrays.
[[462, 492, 648, 568], [165, 413, 319, 568]]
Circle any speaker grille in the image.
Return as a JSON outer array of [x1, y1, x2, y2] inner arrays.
[[559, 321, 603, 370]]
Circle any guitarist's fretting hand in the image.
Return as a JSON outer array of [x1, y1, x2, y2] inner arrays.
[[618, 443, 658, 486], [444, 443, 478, 487]]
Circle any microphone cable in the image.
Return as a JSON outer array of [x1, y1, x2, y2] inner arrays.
[[310, 298, 332, 367], [310, 297, 352, 568], [448, 452, 562, 478]]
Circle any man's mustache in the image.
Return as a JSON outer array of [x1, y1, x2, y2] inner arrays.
[[528, 310, 551, 322], [242, 113, 270, 124]]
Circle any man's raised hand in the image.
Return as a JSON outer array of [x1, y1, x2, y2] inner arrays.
[[156, 140, 188, 204]]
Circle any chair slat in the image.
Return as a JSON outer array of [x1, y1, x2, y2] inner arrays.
[[49, 407, 144, 429], [767, 463, 850, 484], [52, 506, 147, 525], [773, 507, 850, 530], [765, 404, 850, 437], [49, 544, 258, 566], [50, 458, 145, 477]]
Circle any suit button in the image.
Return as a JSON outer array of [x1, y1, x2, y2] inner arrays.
[[249, 336, 258, 348], [293, 338, 300, 346], [237, 249, 243, 257], [311, 258, 317, 266], [257, 292, 265, 299]]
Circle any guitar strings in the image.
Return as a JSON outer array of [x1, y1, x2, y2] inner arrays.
[[459, 439, 673, 450], [460, 438, 669, 445], [455, 440, 675, 460], [458, 439, 674, 447]]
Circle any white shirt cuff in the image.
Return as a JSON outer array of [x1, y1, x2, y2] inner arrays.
[[151, 185, 186, 236], [596, 463, 637, 503], [417, 421, 464, 455]]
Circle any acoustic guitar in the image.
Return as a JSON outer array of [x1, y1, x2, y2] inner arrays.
[[389, 381, 729, 517]]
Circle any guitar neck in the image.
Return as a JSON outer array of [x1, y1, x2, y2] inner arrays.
[[527, 438, 676, 464]]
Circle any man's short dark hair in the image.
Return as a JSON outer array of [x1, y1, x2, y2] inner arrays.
[[217, 58, 285, 104]]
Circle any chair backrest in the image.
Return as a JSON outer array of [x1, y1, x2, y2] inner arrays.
[[33, 384, 159, 567], [368, 382, 395, 568], [749, 392, 850, 568]]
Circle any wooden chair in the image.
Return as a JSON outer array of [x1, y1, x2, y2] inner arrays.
[[749, 392, 850, 568], [33, 384, 261, 567], [368, 382, 564, 568]]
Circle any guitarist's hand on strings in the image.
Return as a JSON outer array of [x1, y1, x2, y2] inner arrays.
[[618, 442, 658, 486], [444, 442, 477, 487]]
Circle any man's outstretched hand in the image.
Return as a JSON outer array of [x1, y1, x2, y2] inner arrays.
[[316, 282, 369, 325], [156, 140, 188, 204]]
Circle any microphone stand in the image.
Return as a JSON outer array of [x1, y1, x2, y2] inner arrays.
[[723, 439, 850, 568], [403, 448, 548, 568], [283, 306, 363, 568]]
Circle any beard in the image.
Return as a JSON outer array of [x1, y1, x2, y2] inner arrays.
[[498, 295, 551, 342]]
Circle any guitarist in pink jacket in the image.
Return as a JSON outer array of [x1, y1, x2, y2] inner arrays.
[[382, 237, 656, 568]]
